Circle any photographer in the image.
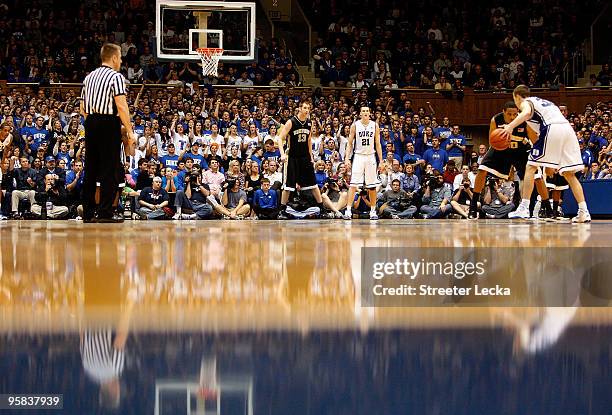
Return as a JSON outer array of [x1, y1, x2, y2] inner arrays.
[[344, 188, 370, 218], [321, 177, 347, 218], [420, 174, 452, 219], [450, 178, 474, 219], [209, 179, 250, 219], [32, 173, 69, 219], [173, 170, 213, 220], [378, 179, 417, 219], [481, 177, 514, 218]]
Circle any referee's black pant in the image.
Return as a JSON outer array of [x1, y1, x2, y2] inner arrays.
[[83, 114, 122, 220]]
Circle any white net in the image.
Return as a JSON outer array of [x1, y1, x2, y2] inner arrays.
[[197, 48, 224, 77]]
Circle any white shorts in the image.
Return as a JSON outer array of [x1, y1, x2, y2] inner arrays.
[[350, 153, 380, 189], [527, 123, 583, 174]]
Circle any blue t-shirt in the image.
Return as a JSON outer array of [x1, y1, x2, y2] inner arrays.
[[186, 153, 208, 169], [161, 154, 180, 170], [322, 148, 334, 162], [581, 149, 593, 166], [263, 149, 281, 164], [30, 127, 51, 152], [434, 127, 451, 142], [65, 170, 83, 191], [57, 151, 71, 166], [423, 148, 449, 173], [390, 130, 404, 159], [445, 134, 466, 157], [315, 171, 327, 188], [402, 152, 424, 176], [253, 188, 277, 209]]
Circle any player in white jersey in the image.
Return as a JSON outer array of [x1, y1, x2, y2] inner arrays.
[[502, 85, 590, 222], [344, 107, 383, 220]]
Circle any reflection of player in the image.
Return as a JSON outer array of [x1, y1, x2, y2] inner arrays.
[[344, 107, 383, 220], [277, 102, 324, 218], [469, 101, 552, 219], [504, 85, 591, 222]]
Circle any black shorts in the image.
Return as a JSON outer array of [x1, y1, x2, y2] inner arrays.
[[478, 148, 528, 180], [283, 156, 317, 191], [546, 173, 569, 191]]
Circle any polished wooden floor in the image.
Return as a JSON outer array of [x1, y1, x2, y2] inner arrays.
[[1, 220, 611, 332]]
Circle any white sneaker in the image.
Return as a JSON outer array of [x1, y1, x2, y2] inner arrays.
[[390, 214, 400, 219], [343, 211, 352, 220], [571, 210, 591, 223], [181, 213, 197, 220], [369, 212, 379, 220], [0, 215, 8, 220], [508, 206, 530, 219], [334, 211, 343, 219], [172, 213, 181, 220]]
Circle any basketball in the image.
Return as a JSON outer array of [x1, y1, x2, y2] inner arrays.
[[489, 128, 510, 150]]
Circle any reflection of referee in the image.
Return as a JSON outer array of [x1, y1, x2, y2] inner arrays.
[[80, 44, 135, 223]]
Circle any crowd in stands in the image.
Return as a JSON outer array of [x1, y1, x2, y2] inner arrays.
[[0, 0, 300, 88], [307, 0, 607, 89], [0, 80, 609, 220]]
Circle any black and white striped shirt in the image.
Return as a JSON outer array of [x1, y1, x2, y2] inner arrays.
[[80, 329, 125, 383], [80, 66, 127, 115]]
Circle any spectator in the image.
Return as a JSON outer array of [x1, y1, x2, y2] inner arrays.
[[422, 137, 449, 174], [445, 125, 466, 167], [481, 177, 515, 218], [211, 177, 250, 219], [252, 177, 279, 219], [173, 171, 213, 220], [453, 165, 476, 191], [450, 178, 474, 219], [136, 177, 169, 220], [378, 179, 417, 219], [10, 156, 37, 218], [32, 173, 69, 219], [420, 174, 452, 219]]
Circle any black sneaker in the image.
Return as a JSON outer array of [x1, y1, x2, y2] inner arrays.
[[10, 212, 21, 220], [277, 211, 289, 220]]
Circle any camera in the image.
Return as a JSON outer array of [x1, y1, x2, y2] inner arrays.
[[428, 177, 442, 189], [487, 177, 498, 189], [225, 179, 237, 189], [359, 189, 368, 196], [463, 181, 470, 189]]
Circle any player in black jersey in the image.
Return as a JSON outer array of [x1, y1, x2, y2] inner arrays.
[[277, 101, 324, 217], [469, 101, 553, 219]]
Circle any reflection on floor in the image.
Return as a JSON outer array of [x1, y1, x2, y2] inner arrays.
[[0, 221, 611, 414]]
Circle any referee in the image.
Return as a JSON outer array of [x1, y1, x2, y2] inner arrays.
[[80, 43, 135, 223]]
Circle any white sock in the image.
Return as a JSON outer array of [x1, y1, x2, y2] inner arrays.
[[345, 206, 351, 214], [578, 202, 588, 211], [370, 207, 376, 214], [519, 199, 530, 209], [176, 208, 182, 215]]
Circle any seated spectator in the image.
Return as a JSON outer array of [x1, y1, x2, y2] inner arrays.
[[481, 177, 514, 218], [453, 165, 476, 191], [252, 178, 279, 219], [400, 164, 421, 196], [314, 160, 328, 188], [202, 159, 225, 199], [420, 174, 452, 219], [583, 161, 606, 180], [173, 171, 213, 220], [210, 178, 250, 219], [350, 189, 373, 218], [263, 160, 283, 190], [378, 179, 417, 219], [32, 173, 69, 219], [450, 178, 474, 219], [442, 160, 459, 186], [320, 178, 346, 218], [10, 156, 37, 218], [136, 177, 169, 220]]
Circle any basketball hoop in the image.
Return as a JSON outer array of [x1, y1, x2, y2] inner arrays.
[[196, 47, 224, 77]]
